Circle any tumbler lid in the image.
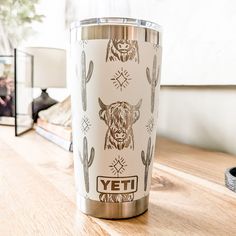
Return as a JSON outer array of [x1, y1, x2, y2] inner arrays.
[[71, 17, 161, 32]]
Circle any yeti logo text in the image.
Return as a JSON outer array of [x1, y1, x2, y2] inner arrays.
[[97, 176, 138, 194], [98, 98, 142, 150]]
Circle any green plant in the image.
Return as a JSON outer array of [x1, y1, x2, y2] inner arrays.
[[0, 0, 44, 53]]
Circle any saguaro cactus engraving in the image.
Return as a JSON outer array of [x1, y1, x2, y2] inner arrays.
[[146, 54, 160, 113], [79, 136, 95, 193], [81, 50, 94, 111], [141, 137, 154, 191]]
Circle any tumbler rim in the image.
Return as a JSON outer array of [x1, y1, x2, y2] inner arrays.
[[71, 17, 162, 32]]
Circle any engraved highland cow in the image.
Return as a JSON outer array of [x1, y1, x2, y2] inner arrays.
[[141, 137, 154, 191], [106, 39, 139, 63], [80, 50, 94, 111], [79, 136, 95, 193], [98, 98, 142, 150], [146, 54, 160, 113]]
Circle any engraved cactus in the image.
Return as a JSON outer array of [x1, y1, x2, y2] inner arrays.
[[81, 50, 94, 111], [141, 137, 154, 191], [79, 136, 95, 193], [146, 54, 160, 113]]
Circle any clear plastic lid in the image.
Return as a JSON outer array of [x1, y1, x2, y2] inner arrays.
[[71, 17, 162, 32]]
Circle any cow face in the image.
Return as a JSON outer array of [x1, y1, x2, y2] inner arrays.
[[106, 39, 139, 63], [98, 98, 142, 150]]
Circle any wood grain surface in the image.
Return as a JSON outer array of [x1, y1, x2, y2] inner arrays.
[[156, 137, 236, 185], [0, 126, 236, 235]]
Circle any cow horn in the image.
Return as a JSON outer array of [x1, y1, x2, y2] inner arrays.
[[98, 97, 107, 110], [134, 99, 142, 110]]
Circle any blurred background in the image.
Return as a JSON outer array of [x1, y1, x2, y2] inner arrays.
[[1, 0, 236, 154]]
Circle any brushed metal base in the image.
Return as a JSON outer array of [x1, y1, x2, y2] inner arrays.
[[78, 195, 149, 219]]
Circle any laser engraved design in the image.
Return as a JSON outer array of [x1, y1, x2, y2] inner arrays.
[[111, 67, 131, 91], [98, 156, 136, 203], [141, 137, 154, 191], [106, 39, 139, 63], [146, 54, 160, 113], [146, 117, 154, 135], [98, 98, 142, 150], [153, 43, 159, 52], [79, 136, 95, 193], [98, 188, 135, 203], [81, 116, 91, 135], [109, 156, 127, 177], [80, 50, 94, 111], [79, 40, 88, 48]]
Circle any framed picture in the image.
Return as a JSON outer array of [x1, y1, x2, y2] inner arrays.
[[0, 55, 14, 125], [14, 49, 34, 136]]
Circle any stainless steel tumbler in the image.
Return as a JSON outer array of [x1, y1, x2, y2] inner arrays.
[[70, 17, 162, 219]]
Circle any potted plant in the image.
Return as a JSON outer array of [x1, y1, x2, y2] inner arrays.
[[0, 0, 44, 54]]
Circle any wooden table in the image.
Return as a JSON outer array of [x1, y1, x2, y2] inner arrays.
[[0, 126, 236, 235]]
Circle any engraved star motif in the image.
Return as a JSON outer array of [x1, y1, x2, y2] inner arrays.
[[109, 156, 127, 177], [111, 68, 131, 91]]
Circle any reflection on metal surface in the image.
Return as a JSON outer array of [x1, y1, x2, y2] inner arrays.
[[71, 25, 160, 45], [78, 194, 149, 219]]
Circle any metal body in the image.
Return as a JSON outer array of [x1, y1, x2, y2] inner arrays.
[[71, 18, 161, 44], [70, 17, 162, 219]]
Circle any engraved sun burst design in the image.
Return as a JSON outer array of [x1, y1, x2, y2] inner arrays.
[[109, 156, 127, 177], [81, 116, 91, 135], [79, 40, 88, 48], [111, 67, 131, 91], [146, 117, 155, 135]]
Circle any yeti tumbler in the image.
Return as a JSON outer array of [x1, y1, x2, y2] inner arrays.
[[70, 17, 162, 219]]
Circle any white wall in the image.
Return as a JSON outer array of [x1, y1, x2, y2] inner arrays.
[[158, 86, 236, 155], [139, 0, 236, 85], [26, 0, 66, 48]]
